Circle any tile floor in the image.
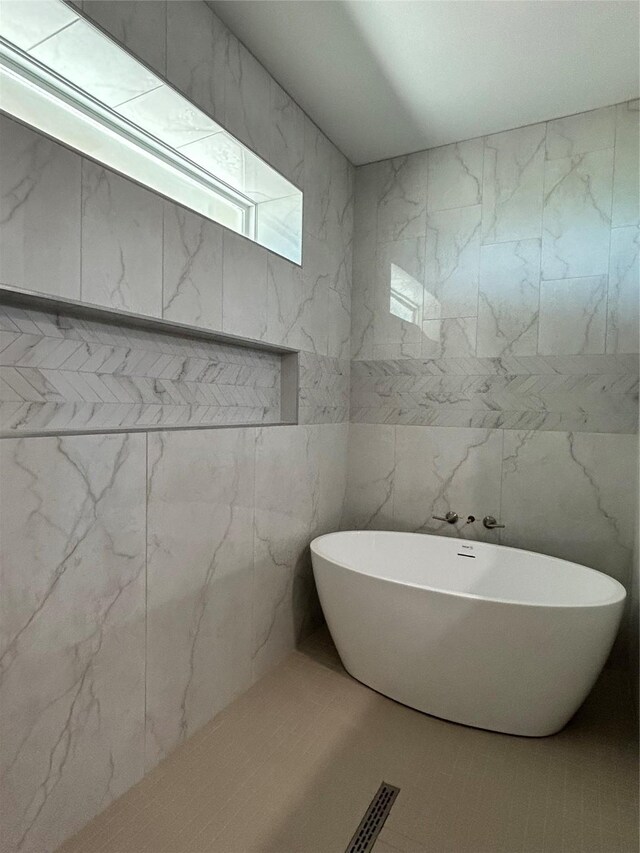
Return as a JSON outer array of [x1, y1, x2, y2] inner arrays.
[[60, 628, 639, 853]]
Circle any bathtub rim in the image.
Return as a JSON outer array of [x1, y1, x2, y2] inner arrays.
[[310, 530, 627, 610]]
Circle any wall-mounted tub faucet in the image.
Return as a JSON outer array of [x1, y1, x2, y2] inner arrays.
[[432, 511, 459, 524], [483, 516, 505, 530]]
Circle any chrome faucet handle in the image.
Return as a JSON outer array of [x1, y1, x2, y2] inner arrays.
[[432, 511, 459, 524], [483, 515, 505, 529]]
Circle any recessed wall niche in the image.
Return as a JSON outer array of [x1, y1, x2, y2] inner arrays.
[[0, 288, 298, 436]]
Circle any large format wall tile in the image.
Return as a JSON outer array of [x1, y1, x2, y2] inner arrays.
[[0, 433, 146, 853], [612, 100, 640, 228], [501, 430, 637, 584], [225, 38, 271, 161], [482, 123, 545, 244], [606, 226, 640, 354], [421, 317, 477, 359], [145, 428, 255, 768], [0, 117, 81, 298], [165, 0, 227, 125], [252, 424, 347, 679], [477, 239, 541, 357], [427, 139, 483, 213], [393, 426, 502, 541], [541, 148, 613, 280], [545, 106, 615, 160], [81, 162, 163, 316], [0, 5, 357, 852], [162, 203, 223, 330], [303, 118, 333, 243], [299, 232, 332, 355], [375, 237, 425, 355], [266, 252, 306, 350], [538, 276, 607, 355], [344, 423, 395, 529], [424, 205, 481, 319], [270, 81, 305, 187], [222, 231, 268, 341], [376, 153, 428, 243]]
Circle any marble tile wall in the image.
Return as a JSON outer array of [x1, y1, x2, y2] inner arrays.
[[345, 424, 637, 588], [0, 303, 283, 434], [353, 101, 639, 368], [0, 3, 354, 851], [0, 113, 352, 362], [1, 422, 347, 852], [351, 353, 638, 433], [348, 102, 639, 648]]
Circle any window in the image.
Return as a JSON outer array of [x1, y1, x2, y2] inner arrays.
[[0, 0, 302, 263]]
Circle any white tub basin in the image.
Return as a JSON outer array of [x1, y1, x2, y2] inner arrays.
[[310, 531, 626, 737]]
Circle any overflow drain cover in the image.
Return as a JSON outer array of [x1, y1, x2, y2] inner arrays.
[[345, 781, 400, 853]]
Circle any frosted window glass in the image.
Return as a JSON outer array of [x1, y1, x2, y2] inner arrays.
[[181, 132, 294, 203], [0, 0, 77, 51], [31, 18, 159, 107], [0, 0, 302, 264], [118, 86, 223, 148]]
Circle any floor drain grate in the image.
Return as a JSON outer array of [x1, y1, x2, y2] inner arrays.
[[345, 781, 400, 853]]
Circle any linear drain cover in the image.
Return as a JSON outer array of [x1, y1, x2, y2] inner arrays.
[[345, 782, 400, 853]]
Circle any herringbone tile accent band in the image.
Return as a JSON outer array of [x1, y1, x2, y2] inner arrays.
[[351, 356, 639, 434], [0, 303, 282, 434]]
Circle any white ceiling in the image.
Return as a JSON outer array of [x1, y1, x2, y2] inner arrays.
[[209, 0, 640, 165]]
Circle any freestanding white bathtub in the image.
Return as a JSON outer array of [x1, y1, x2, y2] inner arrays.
[[310, 531, 626, 737]]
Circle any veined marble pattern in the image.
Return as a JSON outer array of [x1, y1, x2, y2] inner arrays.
[[427, 138, 483, 213], [541, 148, 613, 280], [165, 0, 227, 125], [327, 286, 351, 361], [393, 426, 502, 541], [606, 226, 640, 354], [350, 354, 638, 434], [225, 38, 271, 161], [266, 253, 306, 350], [352, 101, 636, 368], [481, 123, 545, 244], [145, 428, 255, 768], [501, 430, 637, 584], [345, 423, 395, 531], [221, 232, 268, 342], [298, 352, 349, 424], [538, 276, 607, 356], [545, 106, 615, 160], [299, 232, 332, 355], [421, 317, 477, 359], [162, 204, 223, 330], [477, 239, 540, 357], [81, 0, 167, 77], [0, 303, 282, 434], [376, 153, 428, 243], [0, 116, 81, 299], [424, 205, 481, 319], [612, 100, 639, 228], [0, 433, 146, 853], [303, 118, 333, 244], [81, 162, 163, 317], [252, 423, 348, 678], [270, 81, 304, 187], [344, 424, 638, 590], [375, 237, 425, 353]]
